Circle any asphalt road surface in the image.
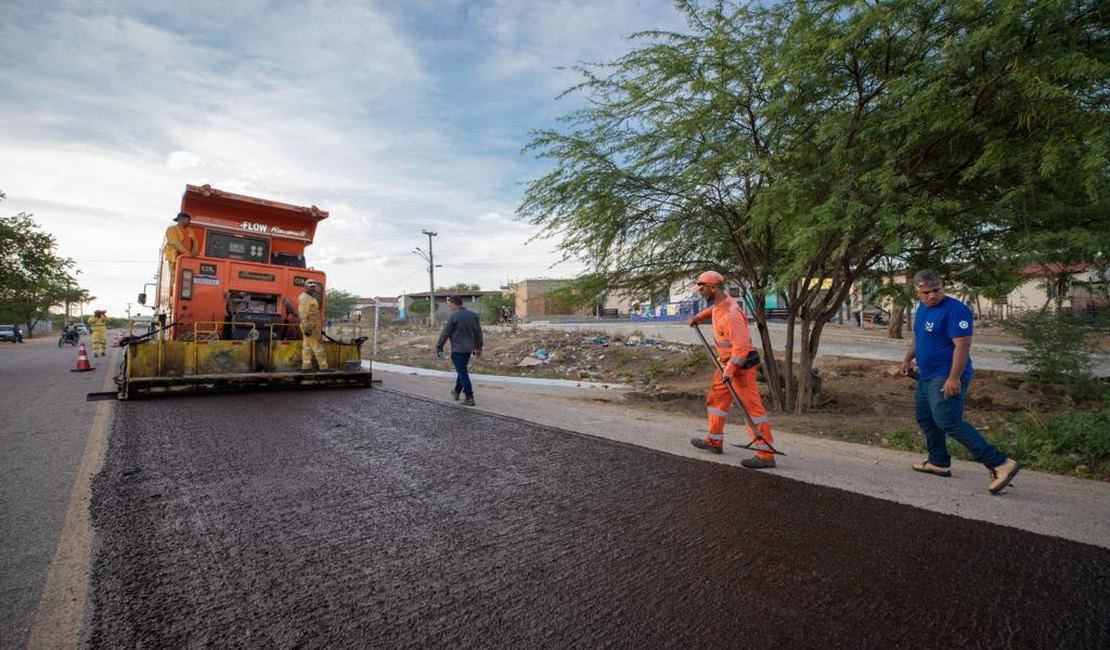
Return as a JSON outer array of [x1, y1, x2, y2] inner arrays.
[[85, 389, 1109, 649], [5, 331, 1109, 649], [0, 333, 113, 650]]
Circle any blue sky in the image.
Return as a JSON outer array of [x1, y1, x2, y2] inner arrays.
[[1, 0, 688, 316]]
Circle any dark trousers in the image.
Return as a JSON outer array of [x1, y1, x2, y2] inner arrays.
[[451, 352, 473, 397]]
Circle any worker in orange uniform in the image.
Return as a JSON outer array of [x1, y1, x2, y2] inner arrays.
[[687, 270, 777, 469], [297, 280, 330, 371], [87, 309, 109, 357]]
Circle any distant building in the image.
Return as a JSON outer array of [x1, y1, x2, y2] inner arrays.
[[501, 278, 636, 321], [1002, 263, 1108, 315], [401, 290, 501, 325]]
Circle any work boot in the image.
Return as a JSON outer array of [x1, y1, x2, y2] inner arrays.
[[912, 460, 952, 477], [988, 458, 1021, 494], [690, 437, 723, 454], [462, 395, 475, 406], [741, 456, 776, 469], [452, 389, 461, 401]]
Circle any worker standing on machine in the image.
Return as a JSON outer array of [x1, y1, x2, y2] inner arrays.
[[163, 211, 198, 303], [87, 309, 109, 357], [298, 280, 330, 372], [687, 270, 777, 469]]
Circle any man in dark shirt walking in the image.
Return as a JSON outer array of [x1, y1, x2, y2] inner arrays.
[[435, 296, 483, 406]]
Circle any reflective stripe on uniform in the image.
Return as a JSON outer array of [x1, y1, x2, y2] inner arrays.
[[707, 406, 729, 418], [708, 433, 724, 442], [749, 415, 768, 424], [716, 340, 731, 348], [748, 442, 771, 451], [730, 356, 744, 365]]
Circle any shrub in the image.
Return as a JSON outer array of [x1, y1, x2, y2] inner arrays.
[[640, 359, 667, 383], [995, 398, 1110, 479], [1001, 310, 1103, 386]]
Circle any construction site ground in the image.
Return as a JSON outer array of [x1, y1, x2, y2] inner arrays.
[[365, 320, 1107, 481]]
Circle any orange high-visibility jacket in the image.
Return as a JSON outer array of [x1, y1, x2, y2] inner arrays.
[[163, 224, 198, 263], [694, 294, 755, 372]]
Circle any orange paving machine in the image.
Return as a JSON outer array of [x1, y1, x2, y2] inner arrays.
[[103, 184, 371, 399]]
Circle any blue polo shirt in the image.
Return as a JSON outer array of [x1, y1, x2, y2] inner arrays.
[[914, 296, 974, 381]]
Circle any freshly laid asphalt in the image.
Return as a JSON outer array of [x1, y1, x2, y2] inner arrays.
[[87, 389, 1110, 649]]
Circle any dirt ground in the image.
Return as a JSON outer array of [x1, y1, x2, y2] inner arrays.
[[365, 323, 1078, 453]]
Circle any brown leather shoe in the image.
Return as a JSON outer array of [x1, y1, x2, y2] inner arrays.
[[462, 396, 475, 406], [988, 458, 1020, 494], [912, 460, 952, 477], [690, 437, 723, 454]]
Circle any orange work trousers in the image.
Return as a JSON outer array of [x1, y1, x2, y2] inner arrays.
[[705, 367, 774, 460]]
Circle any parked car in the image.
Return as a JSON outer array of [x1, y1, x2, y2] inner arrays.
[[75, 323, 89, 335], [0, 324, 24, 343]]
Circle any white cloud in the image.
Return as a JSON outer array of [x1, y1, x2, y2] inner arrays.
[[1, 0, 680, 312], [166, 151, 204, 170]]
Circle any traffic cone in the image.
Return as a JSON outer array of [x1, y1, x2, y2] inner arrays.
[[71, 342, 95, 372]]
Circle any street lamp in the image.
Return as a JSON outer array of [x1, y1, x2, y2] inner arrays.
[[75, 270, 84, 321], [412, 230, 440, 327]]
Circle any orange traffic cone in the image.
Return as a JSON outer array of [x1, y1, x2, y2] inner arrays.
[[71, 342, 95, 372]]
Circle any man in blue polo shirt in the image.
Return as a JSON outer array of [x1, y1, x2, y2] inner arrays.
[[901, 270, 1020, 494]]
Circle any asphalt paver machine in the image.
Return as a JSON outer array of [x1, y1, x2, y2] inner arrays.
[[97, 184, 372, 400]]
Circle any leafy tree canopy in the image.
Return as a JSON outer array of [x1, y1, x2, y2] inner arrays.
[[1, 193, 80, 331], [520, 0, 1108, 412], [324, 288, 359, 319]]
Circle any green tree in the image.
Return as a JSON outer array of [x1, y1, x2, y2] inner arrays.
[[522, 2, 794, 407], [477, 293, 515, 325], [1, 196, 78, 335], [407, 299, 430, 322], [438, 282, 481, 291], [522, 0, 1108, 413], [324, 288, 359, 320]]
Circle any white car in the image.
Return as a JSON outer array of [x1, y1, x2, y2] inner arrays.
[[75, 323, 90, 335]]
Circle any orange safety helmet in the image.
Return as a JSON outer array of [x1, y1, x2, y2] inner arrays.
[[696, 270, 725, 286]]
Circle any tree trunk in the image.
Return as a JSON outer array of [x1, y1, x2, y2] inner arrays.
[[753, 319, 783, 412], [794, 317, 826, 415], [887, 308, 904, 339], [782, 316, 796, 413]]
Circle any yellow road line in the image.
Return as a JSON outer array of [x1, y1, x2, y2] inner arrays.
[[26, 351, 117, 649]]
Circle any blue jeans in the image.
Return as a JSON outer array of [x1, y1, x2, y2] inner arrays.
[[915, 377, 1006, 468], [451, 352, 473, 397]]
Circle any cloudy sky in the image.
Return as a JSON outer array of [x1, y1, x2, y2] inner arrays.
[[1, 0, 688, 316]]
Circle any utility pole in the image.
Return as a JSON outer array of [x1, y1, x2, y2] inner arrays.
[[413, 230, 439, 327]]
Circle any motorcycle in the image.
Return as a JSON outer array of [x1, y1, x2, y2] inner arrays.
[[58, 329, 80, 347]]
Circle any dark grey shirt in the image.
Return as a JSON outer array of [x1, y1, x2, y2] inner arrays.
[[435, 307, 483, 354]]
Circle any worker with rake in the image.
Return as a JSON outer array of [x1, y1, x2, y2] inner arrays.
[[688, 271, 778, 469]]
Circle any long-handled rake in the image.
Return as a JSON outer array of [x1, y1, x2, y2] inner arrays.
[[692, 323, 786, 456]]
